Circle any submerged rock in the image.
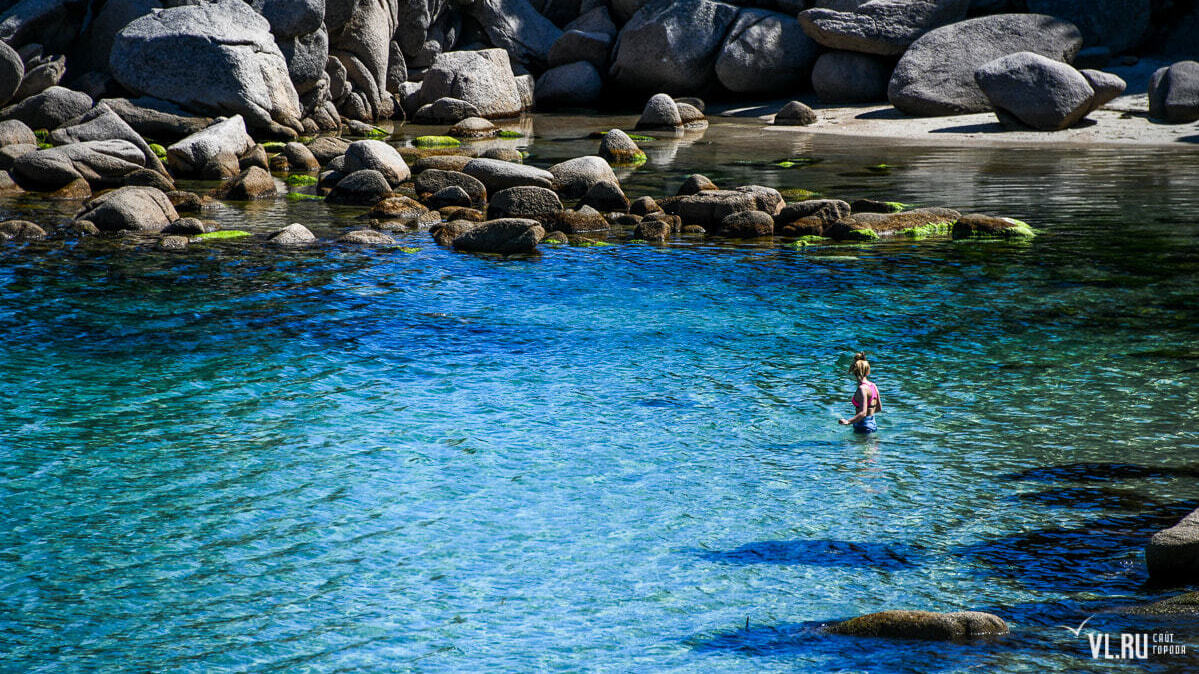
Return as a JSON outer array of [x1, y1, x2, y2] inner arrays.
[[432, 219, 482, 246], [326, 169, 393, 206], [718, 210, 774, 238], [678, 190, 759, 228], [1146, 508, 1199, 583], [889, 14, 1084, 116], [827, 207, 962, 240], [448, 116, 499, 139], [950, 213, 1034, 239], [825, 610, 1009, 640], [0, 219, 46, 241], [452, 217, 544, 254], [339, 229, 395, 245], [1122, 592, 1199, 616]]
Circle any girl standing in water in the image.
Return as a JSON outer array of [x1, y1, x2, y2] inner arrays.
[[839, 352, 882, 433]]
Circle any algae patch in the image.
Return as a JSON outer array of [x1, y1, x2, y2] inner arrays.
[[285, 174, 319, 186], [899, 221, 952, 239], [195, 230, 251, 241], [413, 136, 461, 148]]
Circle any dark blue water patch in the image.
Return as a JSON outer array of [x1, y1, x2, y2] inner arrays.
[[953, 506, 1197, 595], [698, 539, 924, 570], [687, 619, 1016, 673], [1006, 464, 1199, 483], [1013, 487, 1181, 513]]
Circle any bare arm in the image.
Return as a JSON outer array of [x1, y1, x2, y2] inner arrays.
[[839, 384, 871, 425]]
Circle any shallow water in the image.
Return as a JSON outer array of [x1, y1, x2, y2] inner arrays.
[[1, 115, 1198, 672]]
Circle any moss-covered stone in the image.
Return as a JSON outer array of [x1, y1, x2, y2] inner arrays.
[[285, 174, 319, 186], [413, 136, 461, 148], [787, 235, 831, 248], [898, 221, 952, 239], [262, 141, 286, 153], [148, 143, 167, 159], [497, 130, 523, 139], [951, 214, 1035, 240], [286, 192, 324, 201], [826, 208, 962, 241]]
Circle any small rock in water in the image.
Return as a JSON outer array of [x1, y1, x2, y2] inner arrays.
[[0, 219, 46, 241], [772, 99, 820, 125], [426, 185, 472, 210], [718, 210, 774, 238], [162, 217, 211, 236], [268, 223, 316, 246], [548, 155, 618, 199], [217, 166, 277, 200], [326, 169, 393, 206], [633, 218, 671, 242], [158, 235, 189, 250], [630, 196, 663, 216], [487, 185, 563, 221], [413, 97, 482, 124], [950, 213, 1034, 239], [480, 147, 522, 163], [554, 205, 609, 233], [825, 610, 1008, 641], [338, 229, 394, 245], [636, 93, 682, 130], [677, 174, 718, 196], [448, 116, 498, 139], [579, 180, 629, 212], [452, 218, 544, 254], [598, 129, 645, 165]]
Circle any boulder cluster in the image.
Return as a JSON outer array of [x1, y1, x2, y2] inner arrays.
[[0, 0, 1192, 139]]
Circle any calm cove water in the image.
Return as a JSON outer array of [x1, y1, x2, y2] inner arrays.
[[1, 114, 1198, 672]]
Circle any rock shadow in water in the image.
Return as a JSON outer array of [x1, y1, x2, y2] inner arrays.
[[954, 505, 1196, 594], [699, 539, 923, 570], [1014, 486, 1178, 513], [1004, 462, 1199, 483]]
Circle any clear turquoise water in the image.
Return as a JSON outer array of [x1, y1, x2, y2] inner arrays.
[[1, 116, 1198, 671]]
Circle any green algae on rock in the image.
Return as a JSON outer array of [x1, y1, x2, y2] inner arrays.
[[195, 230, 251, 241], [285, 174, 319, 186], [497, 130, 524, 139], [413, 136, 461, 148], [899, 221, 953, 239]]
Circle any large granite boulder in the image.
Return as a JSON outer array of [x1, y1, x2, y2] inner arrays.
[[417, 49, 523, 119], [825, 610, 1009, 640], [12, 140, 147, 190], [166, 116, 255, 179], [813, 51, 893, 103], [0, 38, 22, 109], [452, 217, 544, 253], [110, 0, 304, 136], [798, 0, 969, 56], [326, 169, 392, 205], [1146, 508, 1199, 583], [343, 140, 410, 187], [716, 9, 818, 94], [547, 156, 618, 199], [0, 86, 92, 131], [462, 157, 554, 192], [0, 0, 86, 53], [468, 0, 562, 68], [888, 13, 1084, 116], [1025, 0, 1149, 55], [49, 103, 167, 175], [548, 29, 612, 69], [14, 53, 65, 102], [75, 185, 178, 233], [102, 97, 215, 140], [415, 169, 487, 210], [535, 61, 604, 108], [975, 52, 1095, 130], [1148, 61, 1199, 124], [0, 119, 35, 147], [609, 0, 739, 94], [487, 185, 563, 220]]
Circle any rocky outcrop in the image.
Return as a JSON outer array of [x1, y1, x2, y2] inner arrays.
[[975, 52, 1095, 130], [1148, 61, 1199, 124], [715, 10, 818, 94], [468, 0, 562, 69], [110, 1, 303, 136], [50, 103, 167, 175], [452, 217, 544, 253], [609, 0, 739, 94], [326, 0, 398, 123], [417, 49, 523, 119], [12, 140, 147, 191], [1146, 508, 1199, 583], [75, 185, 178, 233], [798, 0, 969, 56], [889, 14, 1083, 116], [825, 610, 1008, 640], [0, 40, 23, 109], [0, 86, 92, 131]]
